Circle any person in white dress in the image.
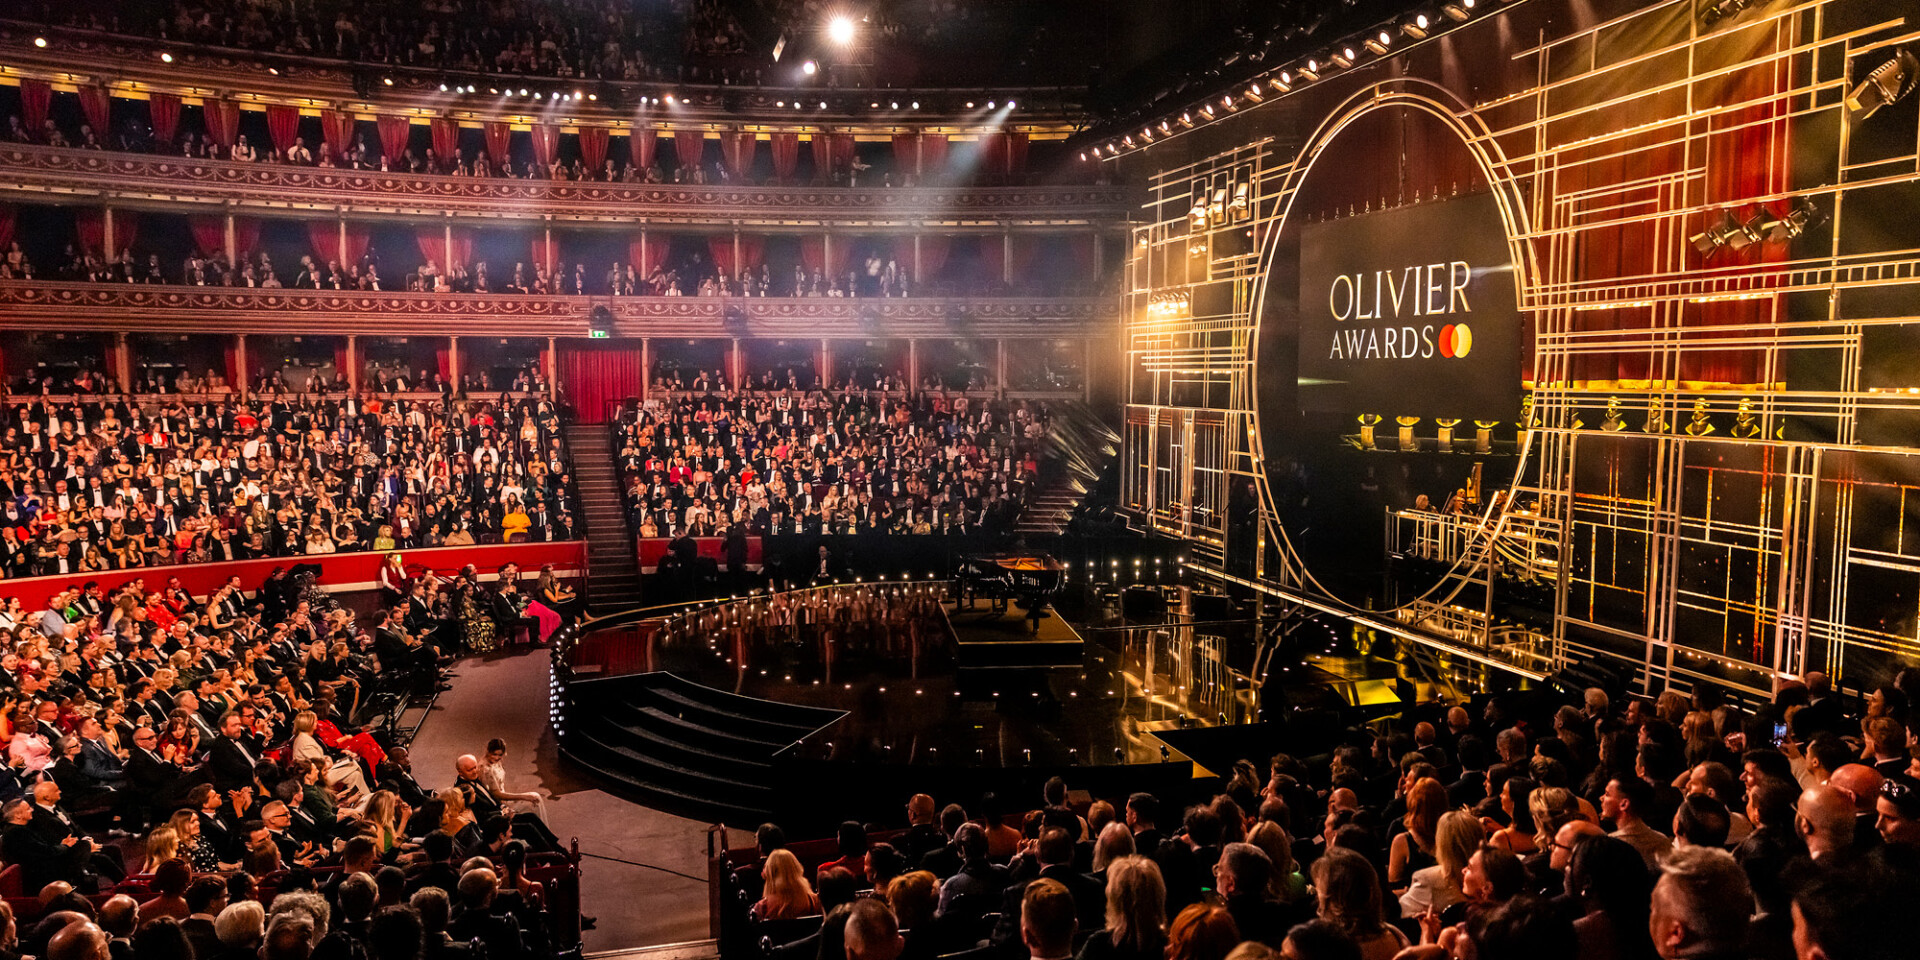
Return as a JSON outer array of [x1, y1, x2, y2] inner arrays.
[[479, 737, 548, 820], [288, 709, 371, 798]]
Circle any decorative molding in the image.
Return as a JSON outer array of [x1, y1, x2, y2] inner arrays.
[[0, 144, 1132, 227], [0, 281, 1118, 338]]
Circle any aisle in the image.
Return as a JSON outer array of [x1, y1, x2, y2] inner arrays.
[[408, 646, 746, 951]]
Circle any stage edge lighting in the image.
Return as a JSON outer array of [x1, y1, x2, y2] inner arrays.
[[1846, 49, 1919, 123]]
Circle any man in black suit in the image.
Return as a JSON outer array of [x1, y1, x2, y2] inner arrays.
[[207, 711, 261, 793], [1, 797, 89, 890], [990, 829, 1105, 950], [377, 746, 432, 809], [1214, 842, 1300, 947], [126, 726, 194, 820], [28, 781, 124, 882], [448, 868, 527, 960]]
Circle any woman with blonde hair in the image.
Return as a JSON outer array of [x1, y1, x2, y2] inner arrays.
[[1075, 855, 1165, 960], [288, 709, 370, 798], [753, 848, 821, 920], [438, 788, 479, 851], [1164, 903, 1238, 960], [1090, 821, 1136, 874], [144, 825, 180, 867], [168, 809, 219, 872], [1398, 809, 1486, 918], [1528, 785, 1581, 852], [1388, 777, 1448, 891], [1246, 819, 1307, 904], [1310, 847, 1409, 960]]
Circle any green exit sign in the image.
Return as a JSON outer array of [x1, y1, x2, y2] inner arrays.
[[589, 329, 611, 339]]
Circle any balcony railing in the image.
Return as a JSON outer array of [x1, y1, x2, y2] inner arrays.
[[0, 143, 1129, 226], [0, 280, 1118, 338]]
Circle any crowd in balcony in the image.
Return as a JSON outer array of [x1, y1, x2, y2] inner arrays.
[[730, 673, 1918, 960], [0, 553, 585, 958], [614, 388, 1049, 538], [0, 390, 578, 580]]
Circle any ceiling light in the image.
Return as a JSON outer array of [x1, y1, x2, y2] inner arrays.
[[1298, 61, 1320, 81], [489, 87, 498, 94], [910, 101, 919, 109], [1331, 48, 1355, 68], [665, 94, 676, 104], [965, 101, 974, 108], [588, 93, 597, 100], [161, 53, 175, 63], [1443, 0, 1473, 21], [988, 100, 996, 108], [871, 102, 879, 108], [1404, 15, 1431, 38], [33, 37, 47, 48], [802, 60, 817, 76], [828, 15, 856, 45], [439, 83, 449, 92], [819, 101, 827, 109], [1007, 100, 1015, 109], [381, 75, 393, 85], [1365, 32, 1391, 55], [890, 101, 898, 109], [777, 100, 785, 107]]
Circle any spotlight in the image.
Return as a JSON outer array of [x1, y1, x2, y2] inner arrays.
[[33, 37, 47, 48], [1160, 120, 1172, 132], [1178, 112, 1193, 127], [665, 94, 675, 104], [489, 87, 497, 94], [1689, 211, 1742, 258], [1007, 100, 1015, 109], [1403, 15, 1431, 39], [161, 52, 175, 63], [870, 102, 878, 108], [519, 88, 529, 96], [819, 100, 827, 108], [987, 100, 996, 108], [588, 93, 597, 100], [777, 100, 785, 107], [1300, 60, 1321, 80], [792, 102, 800, 109], [1199, 104, 1215, 118], [1846, 49, 1919, 123], [1365, 31, 1392, 55], [1443, 0, 1474, 21], [828, 15, 856, 45], [381, 75, 393, 84], [1723, 212, 1768, 251], [1701, 0, 1753, 25], [802, 60, 818, 76], [890, 101, 898, 109], [1760, 196, 1827, 242], [910, 101, 919, 109], [439, 83, 449, 92], [1331, 48, 1355, 68]]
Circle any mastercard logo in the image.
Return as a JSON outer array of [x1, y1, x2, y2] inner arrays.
[[1438, 323, 1473, 359]]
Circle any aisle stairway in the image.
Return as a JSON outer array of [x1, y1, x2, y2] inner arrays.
[[1014, 401, 1120, 535], [564, 424, 646, 613], [561, 672, 845, 825]]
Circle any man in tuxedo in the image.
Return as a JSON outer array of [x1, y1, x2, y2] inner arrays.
[[1, 797, 91, 890], [207, 711, 261, 793], [28, 781, 124, 882], [126, 679, 172, 729], [990, 828, 1106, 948], [376, 746, 431, 809], [125, 726, 193, 821]]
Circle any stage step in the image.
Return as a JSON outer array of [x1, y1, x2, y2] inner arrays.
[[562, 735, 771, 825], [579, 710, 776, 784], [566, 423, 644, 613]]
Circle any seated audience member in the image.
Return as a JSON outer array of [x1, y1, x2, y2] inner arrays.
[[754, 849, 821, 920]]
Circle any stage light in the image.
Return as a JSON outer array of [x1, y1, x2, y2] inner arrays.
[[802, 60, 818, 76], [1701, 0, 1753, 25], [1200, 104, 1215, 118], [828, 15, 856, 45], [519, 88, 529, 96], [910, 101, 919, 109], [965, 101, 975, 108], [665, 94, 676, 104], [380, 75, 392, 84], [819, 101, 827, 109], [987, 100, 996, 108], [890, 101, 898, 109], [1689, 211, 1742, 258], [1178, 112, 1194, 128], [161, 53, 175, 63], [1298, 61, 1320, 81], [1403, 15, 1430, 38], [1760, 196, 1826, 242], [1007, 100, 1015, 109], [871, 101, 879, 108], [777, 100, 785, 107], [793, 102, 801, 109], [1160, 120, 1172, 133], [439, 83, 448, 92], [1331, 48, 1355, 68], [1442, 0, 1474, 20], [1365, 31, 1392, 55], [33, 37, 47, 48], [1846, 49, 1919, 123], [1723, 212, 1768, 251]]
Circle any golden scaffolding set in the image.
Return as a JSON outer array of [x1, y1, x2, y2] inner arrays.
[[1120, 0, 1920, 699]]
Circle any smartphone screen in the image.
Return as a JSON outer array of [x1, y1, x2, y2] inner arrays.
[[1772, 721, 1788, 745]]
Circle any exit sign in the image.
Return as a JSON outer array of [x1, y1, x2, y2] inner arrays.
[[589, 329, 611, 339]]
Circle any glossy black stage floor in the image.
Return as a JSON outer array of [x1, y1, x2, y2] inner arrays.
[[553, 582, 1437, 831]]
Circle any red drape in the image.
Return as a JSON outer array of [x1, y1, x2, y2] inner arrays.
[[831, 134, 856, 171], [309, 223, 369, 267], [431, 119, 460, 169], [111, 212, 139, 255], [826, 236, 852, 279], [918, 234, 950, 279], [920, 135, 948, 178], [1009, 235, 1039, 283], [800, 236, 825, 274], [892, 134, 918, 176], [721, 132, 755, 178], [377, 116, 412, 164], [708, 236, 736, 278], [232, 217, 261, 260], [0, 205, 14, 253], [673, 131, 704, 168], [321, 111, 353, 162], [770, 133, 799, 182], [629, 234, 667, 280], [266, 106, 301, 156], [531, 125, 558, 170], [484, 122, 511, 165], [629, 125, 656, 171], [204, 100, 240, 151], [532, 235, 558, 273], [19, 80, 51, 141], [76, 210, 106, 254], [77, 86, 111, 136], [578, 127, 610, 172], [148, 94, 182, 147], [1006, 133, 1029, 175], [416, 227, 474, 270], [188, 217, 226, 257], [809, 134, 832, 179], [560, 345, 645, 424], [737, 235, 764, 272]]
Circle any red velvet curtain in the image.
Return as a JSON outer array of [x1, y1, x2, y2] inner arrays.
[[484, 122, 511, 165], [416, 227, 475, 270], [579, 127, 610, 172], [232, 217, 261, 260], [721, 132, 755, 178], [266, 106, 301, 156], [111, 212, 139, 255], [531, 125, 558, 170], [188, 217, 226, 257], [826, 235, 852, 279], [431, 119, 460, 169], [809, 135, 832, 179], [309, 223, 370, 267], [673, 131, 704, 168], [831, 134, 856, 170], [148, 94, 182, 147], [1006, 133, 1029, 175], [800, 236, 825, 274], [0, 205, 15, 253], [560, 344, 646, 424], [892, 134, 918, 175], [770, 133, 799, 181], [708, 236, 736, 278], [920, 135, 948, 177], [321, 111, 353, 162], [19, 80, 51, 141], [532, 235, 558, 273], [629, 125, 656, 171], [77, 86, 111, 136], [76, 210, 106, 254], [918, 234, 950, 279], [204, 101, 240, 152], [737, 235, 764, 272], [377, 116, 412, 164]]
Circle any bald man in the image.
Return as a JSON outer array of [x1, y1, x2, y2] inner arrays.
[[1796, 785, 1859, 860], [46, 920, 107, 960], [902, 794, 944, 861], [1828, 763, 1888, 852], [1550, 819, 1606, 875], [97, 895, 137, 960]]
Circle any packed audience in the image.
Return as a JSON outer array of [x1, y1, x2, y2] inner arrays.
[[0, 561, 587, 960], [615, 389, 1049, 538], [0, 393, 577, 580], [730, 670, 1920, 960]]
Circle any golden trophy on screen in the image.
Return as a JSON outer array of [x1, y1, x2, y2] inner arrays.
[[1731, 398, 1762, 438], [1396, 416, 1421, 451], [1600, 397, 1628, 432], [1435, 418, 1460, 451], [1684, 398, 1716, 436], [1473, 420, 1498, 454], [1355, 413, 1382, 450]]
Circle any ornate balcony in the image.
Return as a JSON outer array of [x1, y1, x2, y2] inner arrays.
[[0, 281, 1117, 339]]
